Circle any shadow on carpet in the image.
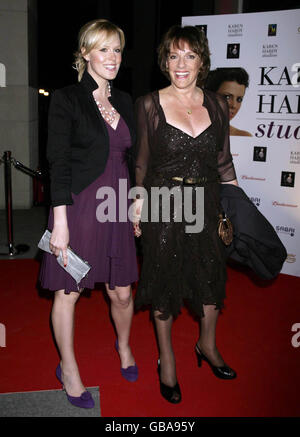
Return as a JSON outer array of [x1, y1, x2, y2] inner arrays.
[[0, 387, 100, 417]]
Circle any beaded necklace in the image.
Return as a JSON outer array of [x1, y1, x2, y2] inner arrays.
[[94, 99, 117, 125], [94, 82, 117, 125]]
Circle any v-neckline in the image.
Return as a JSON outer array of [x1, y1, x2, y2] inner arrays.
[[165, 121, 212, 139], [105, 116, 121, 131], [156, 90, 212, 139]]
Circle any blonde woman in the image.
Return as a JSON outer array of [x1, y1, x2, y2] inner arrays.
[[39, 19, 138, 408]]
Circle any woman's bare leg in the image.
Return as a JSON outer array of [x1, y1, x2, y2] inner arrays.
[[51, 289, 85, 396], [106, 284, 135, 368]]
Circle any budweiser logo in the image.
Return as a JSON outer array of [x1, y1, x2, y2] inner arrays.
[[241, 175, 266, 181], [272, 201, 298, 208]]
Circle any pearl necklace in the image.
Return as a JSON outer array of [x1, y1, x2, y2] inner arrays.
[[94, 98, 117, 125]]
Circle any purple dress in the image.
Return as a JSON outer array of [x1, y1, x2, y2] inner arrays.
[[39, 117, 138, 293]]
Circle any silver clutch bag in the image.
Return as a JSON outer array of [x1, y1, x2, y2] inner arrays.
[[38, 230, 91, 287]]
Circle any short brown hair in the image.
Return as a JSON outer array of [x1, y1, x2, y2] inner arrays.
[[157, 25, 211, 87]]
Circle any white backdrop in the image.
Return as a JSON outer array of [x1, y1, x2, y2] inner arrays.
[[183, 9, 300, 277]]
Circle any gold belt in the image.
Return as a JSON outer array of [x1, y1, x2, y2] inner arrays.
[[171, 176, 214, 185]]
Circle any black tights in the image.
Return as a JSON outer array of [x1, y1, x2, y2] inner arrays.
[[154, 304, 225, 387]]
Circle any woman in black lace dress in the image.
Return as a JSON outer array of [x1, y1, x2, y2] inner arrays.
[[133, 25, 238, 403]]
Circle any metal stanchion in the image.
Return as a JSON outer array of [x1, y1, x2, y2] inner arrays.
[[0, 151, 43, 257], [3, 151, 15, 255]]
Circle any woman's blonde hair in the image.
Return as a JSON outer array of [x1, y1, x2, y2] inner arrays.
[[74, 19, 125, 81]]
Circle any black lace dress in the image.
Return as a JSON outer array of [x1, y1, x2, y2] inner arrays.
[[134, 90, 237, 319]]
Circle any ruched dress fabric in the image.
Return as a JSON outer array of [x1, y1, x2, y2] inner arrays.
[[134, 90, 236, 319], [39, 117, 138, 293]]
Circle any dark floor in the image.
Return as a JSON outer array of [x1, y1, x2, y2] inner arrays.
[[0, 206, 48, 260]]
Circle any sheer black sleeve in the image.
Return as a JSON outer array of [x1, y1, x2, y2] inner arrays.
[[215, 93, 237, 183], [134, 95, 152, 188]]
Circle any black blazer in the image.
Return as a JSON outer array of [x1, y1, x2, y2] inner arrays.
[[47, 70, 136, 207], [220, 184, 287, 280]]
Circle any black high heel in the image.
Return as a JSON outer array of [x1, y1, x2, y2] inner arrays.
[[157, 359, 181, 404], [195, 344, 237, 380]]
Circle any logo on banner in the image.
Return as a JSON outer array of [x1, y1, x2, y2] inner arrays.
[[228, 24, 243, 37], [250, 196, 261, 207], [253, 147, 267, 162], [272, 200, 298, 208], [290, 151, 300, 164], [281, 171, 295, 187], [227, 43, 240, 59], [196, 25, 207, 36], [241, 175, 266, 181], [262, 44, 278, 57], [276, 225, 295, 237], [268, 24, 277, 36], [255, 66, 300, 139], [286, 254, 296, 263]]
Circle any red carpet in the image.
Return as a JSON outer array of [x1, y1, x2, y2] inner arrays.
[[0, 259, 299, 417]]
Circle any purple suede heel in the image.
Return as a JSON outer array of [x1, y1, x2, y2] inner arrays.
[[56, 364, 95, 409], [115, 340, 138, 382]]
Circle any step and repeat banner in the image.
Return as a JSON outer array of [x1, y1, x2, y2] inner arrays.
[[183, 9, 300, 277]]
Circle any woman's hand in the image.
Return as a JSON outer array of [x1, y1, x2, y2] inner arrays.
[[132, 198, 143, 238], [50, 205, 69, 266], [50, 225, 69, 266], [133, 221, 142, 238]]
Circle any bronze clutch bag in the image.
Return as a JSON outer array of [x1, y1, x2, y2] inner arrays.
[[218, 212, 233, 246]]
